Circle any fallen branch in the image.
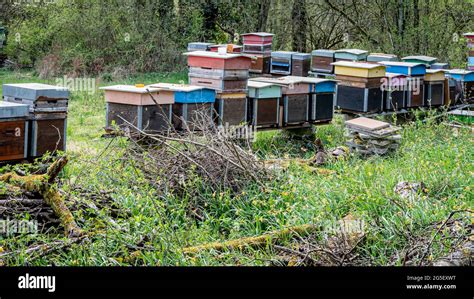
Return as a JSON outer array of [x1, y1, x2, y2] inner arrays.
[[183, 224, 319, 254]]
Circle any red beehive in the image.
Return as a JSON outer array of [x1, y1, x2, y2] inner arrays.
[[241, 32, 274, 45], [184, 51, 251, 70]]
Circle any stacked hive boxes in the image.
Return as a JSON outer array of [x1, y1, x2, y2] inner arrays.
[[271, 51, 297, 75], [382, 73, 407, 111], [446, 69, 474, 104], [333, 61, 386, 113], [101, 85, 173, 133], [185, 50, 251, 126], [465, 33, 474, 71], [423, 69, 445, 107], [0, 101, 29, 162], [334, 49, 368, 62], [247, 81, 282, 128], [303, 77, 338, 123], [242, 32, 273, 74], [150, 83, 216, 131], [402, 55, 437, 68], [2, 83, 69, 158], [291, 53, 311, 77], [380, 62, 426, 108], [310, 49, 335, 76]]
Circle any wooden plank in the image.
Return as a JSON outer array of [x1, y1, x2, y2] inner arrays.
[[0, 119, 26, 161], [345, 117, 389, 131]]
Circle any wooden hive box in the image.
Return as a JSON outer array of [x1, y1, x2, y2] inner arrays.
[[311, 49, 335, 73], [187, 42, 214, 52], [446, 69, 474, 104], [188, 67, 249, 80], [336, 85, 383, 113], [405, 77, 425, 108], [101, 85, 173, 133], [335, 75, 383, 89], [401, 55, 437, 67], [209, 44, 243, 53], [188, 76, 248, 93], [423, 69, 445, 107], [246, 54, 271, 74], [0, 102, 29, 162], [271, 51, 297, 75], [241, 32, 274, 45], [334, 49, 368, 61], [184, 51, 251, 70], [243, 44, 272, 54], [149, 84, 216, 131], [250, 76, 311, 125], [301, 77, 337, 123], [2, 83, 69, 113], [379, 61, 426, 77], [247, 81, 282, 128], [291, 53, 311, 77], [381, 73, 407, 111], [332, 61, 386, 78], [215, 92, 248, 126], [366, 53, 398, 63]]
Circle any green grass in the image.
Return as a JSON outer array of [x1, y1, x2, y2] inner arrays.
[[0, 69, 472, 266]]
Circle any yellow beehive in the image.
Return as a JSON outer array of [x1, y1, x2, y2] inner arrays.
[[332, 61, 386, 78], [424, 69, 445, 82]]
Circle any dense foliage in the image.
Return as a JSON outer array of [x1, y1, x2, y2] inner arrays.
[[1, 0, 473, 76]]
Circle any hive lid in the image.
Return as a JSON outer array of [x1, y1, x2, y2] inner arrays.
[[292, 53, 311, 60], [430, 63, 450, 69], [283, 76, 336, 85], [0, 101, 30, 118], [426, 69, 445, 74], [447, 69, 474, 75], [379, 61, 425, 68], [402, 55, 437, 63], [149, 83, 212, 92], [100, 85, 162, 93], [312, 49, 335, 57], [183, 51, 244, 59], [385, 72, 407, 78], [2, 83, 70, 101], [247, 81, 278, 89], [250, 76, 310, 85], [335, 49, 368, 55], [345, 117, 390, 131], [241, 32, 274, 37]]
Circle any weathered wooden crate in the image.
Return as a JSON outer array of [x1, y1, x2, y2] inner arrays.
[[401, 55, 437, 67], [247, 54, 271, 74], [366, 53, 398, 63], [271, 51, 297, 75], [336, 85, 383, 113], [334, 49, 368, 61], [188, 67, 249, 80], [283, 94, 309, 125], [173, 103, 214, 131], [3, 83, 69, 113], [379, 62, 426, 77], [0, 102, 29, 162], [292, 53, 311, 77], [184, 51, 251, 70], [187, 42, 213, 52], [215, 93, 248, 126], [241, 32, 274, 44], [243, 44, 272, 54], [247, 81, 282, 127], [333, 61, 386, 78], [311, 50, 335, 73], [406, 77, 425, 108], [101, 85, 174, 132], [28, 113, 68, 157]]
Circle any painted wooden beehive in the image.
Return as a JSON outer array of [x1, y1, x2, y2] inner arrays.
[[209, 44, 243, 53], [2, 83, 69, 158], [246, 54, 271, 74], [446, 69, 474, 104], [241, 32, 274, 45], [271, 51, 297, 75], [250, 76, 311, 126], [187, 42, 213, 52], [149, 83, 216, 131], [381, 73, 407, 111], [311, 49, 335, 74], [430, 63, 449, 70], [401, 55, 437, 67], [188, 67, 249, 92], [300, 77, 337, 123], [379, 61, 426, 77], [247, 81, 282, 128], [214, 92, 248, 127], [0, 101, 29, 162], [333, 61, 386, 78], [334, 49, 368, 62], [184, 51, 251, 70], [423, 69, 445, 107], [101, 85, 173, 133], [366, 53, 398, 63], [292, 53, 311, 77]]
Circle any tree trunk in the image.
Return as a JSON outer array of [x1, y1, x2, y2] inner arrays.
[[292, 0, 307, 52]]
